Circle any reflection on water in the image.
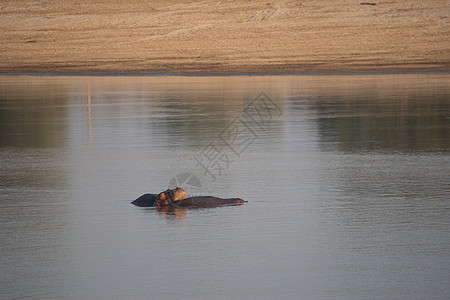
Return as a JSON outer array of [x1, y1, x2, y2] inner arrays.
[[0, 74, 449, 299], [314, 93, 449, 152]]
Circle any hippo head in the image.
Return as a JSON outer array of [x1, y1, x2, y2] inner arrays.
[[155, 191, 169, 207], [155, 187, 186, 207]]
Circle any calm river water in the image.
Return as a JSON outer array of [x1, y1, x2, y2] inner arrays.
[[1, 74, 449, 299]]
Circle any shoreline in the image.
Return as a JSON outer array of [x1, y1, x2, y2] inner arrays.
[[1, 0, 449, 76], [1, 70, 450, 78]]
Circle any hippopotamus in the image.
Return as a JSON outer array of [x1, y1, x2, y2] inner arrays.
[[156, 187, 246, 208], [131, 187, 246, 208], [131, 194, 158, 207], [131, 187, 187, 207]]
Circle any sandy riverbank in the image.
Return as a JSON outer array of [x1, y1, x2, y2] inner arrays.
[[0, 0, 449, 75]]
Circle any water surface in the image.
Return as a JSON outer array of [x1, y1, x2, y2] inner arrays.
[[1, 74, 449, 299]]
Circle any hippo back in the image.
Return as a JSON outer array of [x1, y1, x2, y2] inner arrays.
[[174, 196, 246, 208], [131, 194, 158, 207]]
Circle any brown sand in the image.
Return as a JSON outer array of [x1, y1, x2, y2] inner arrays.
[[0, 0, 449, 75]]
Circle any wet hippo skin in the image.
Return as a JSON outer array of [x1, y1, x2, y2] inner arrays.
[[174, 196, 246, 207], [131, 188, 246, 208], [131, 194, 157, 207], [161, 188, 246, 208]]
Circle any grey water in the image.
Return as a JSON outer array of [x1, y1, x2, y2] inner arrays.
[[0, 74, 449, 299]]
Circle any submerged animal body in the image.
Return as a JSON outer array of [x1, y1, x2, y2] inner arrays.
[[160, 187, 246, 207], [131, 187, 246, 208], [131, 194, 158, 207], [173, 196, 246, 208]]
